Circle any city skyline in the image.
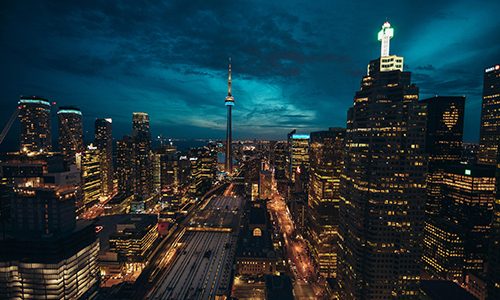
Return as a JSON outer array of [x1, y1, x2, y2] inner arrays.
[[1, 1, 499, 145], [1, 3, 499, 298]]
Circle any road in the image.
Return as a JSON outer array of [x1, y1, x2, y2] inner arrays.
[[146, 195, 243, 299], [268, 188, 325, 299]]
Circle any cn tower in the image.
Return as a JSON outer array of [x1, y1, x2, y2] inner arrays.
[[224, 58, 234, 174]]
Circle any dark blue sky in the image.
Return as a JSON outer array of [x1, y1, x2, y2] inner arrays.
[[1, 0, 499, 144]]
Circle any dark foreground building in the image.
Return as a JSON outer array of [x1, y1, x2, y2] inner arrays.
[[338, 22, 427, 299], [0, 153, 99, 299]]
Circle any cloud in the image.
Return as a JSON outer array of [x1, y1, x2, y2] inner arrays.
[[0, 0, 498, 146]]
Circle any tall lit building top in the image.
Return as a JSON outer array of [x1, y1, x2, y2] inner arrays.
[[132, 112, 151, 141], [372, 21, 404, 73], [18, 96, 51, 107], [378, 21, 394, 57], [57, 106, 83, 163], [18, 95, 52, 153], [478, 63, 500, 165]]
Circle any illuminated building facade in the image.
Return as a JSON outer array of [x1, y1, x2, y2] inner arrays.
[[188, 147, 216, 198], [423, 165, 496, 281], [307, 128, 345, 278], [259, 169, 273, 199], [0, 154, 99, 299], [272, 141, 288, 196], [287, 130, 310, 183], [443, 165, 495, 274], [116, 135, 135, 196], [57, 106, 84, 163], [95, 118, 113, 196], [421, 96, 465, 163], [422, 220, 465, 281], [109, 214, 158, 268], [487, 151, 500, 299], [421, 96, 465, 217], [155, 145, 179, 197], [225, 59, 235, 174], [132, 112, 153, 198], [338, 22, 427, 299], [18, 96, 52, 153], [81, 144, 102, 209], [478, 64, 500, 165]]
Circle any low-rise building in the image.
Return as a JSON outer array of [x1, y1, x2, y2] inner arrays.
[[236, 200, 278, 276]]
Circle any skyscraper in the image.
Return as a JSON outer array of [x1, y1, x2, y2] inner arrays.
[[132, 112, 153, 198], [338, 22, 427, 299], [422, 165, 495, 281], [116, 135, 135, 196], [57, 106, 84, 163], [421, 96, 465, 163], [81, 144, 102, 210], [225, 58, 234, 174], [132, 112, 151, 142], [307, 128, 345, 278], [287, 130, 310, 184], [420, 96, 465, 216], [271, 141, 288, 196], [487, 150, 500, 299], [95, 118, 113, 196], [18, 96, 52, 153], [419, 95, 468, 284], [478, 64, 500, 166]]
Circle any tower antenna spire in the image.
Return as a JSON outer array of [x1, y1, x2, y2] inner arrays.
[[228, 57, 232, 96]]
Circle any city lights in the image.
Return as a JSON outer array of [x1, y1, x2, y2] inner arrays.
[[0, 6, 498, 300]]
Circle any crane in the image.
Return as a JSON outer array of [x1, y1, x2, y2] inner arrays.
[[0, 107, 20, 145]]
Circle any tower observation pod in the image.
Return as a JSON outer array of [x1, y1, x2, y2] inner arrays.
[[378, 21, 394, 57]]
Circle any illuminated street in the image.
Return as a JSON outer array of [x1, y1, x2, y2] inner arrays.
[[268, 187, 325, 299]]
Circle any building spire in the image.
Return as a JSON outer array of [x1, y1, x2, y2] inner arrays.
[[378, 21, 394, 57], [228, 57, 232, 97]]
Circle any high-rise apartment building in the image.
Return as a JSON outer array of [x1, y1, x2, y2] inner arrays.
[[478, 64, 500, 166], [338, 22, 427, 299], [307, 128, 345, 278], [18, 96, 52, 153], [57, 106, 84, 163], [95, 118, 113, 196]]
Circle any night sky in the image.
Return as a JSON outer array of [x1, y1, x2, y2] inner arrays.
[[1, 0, 499, 147]]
